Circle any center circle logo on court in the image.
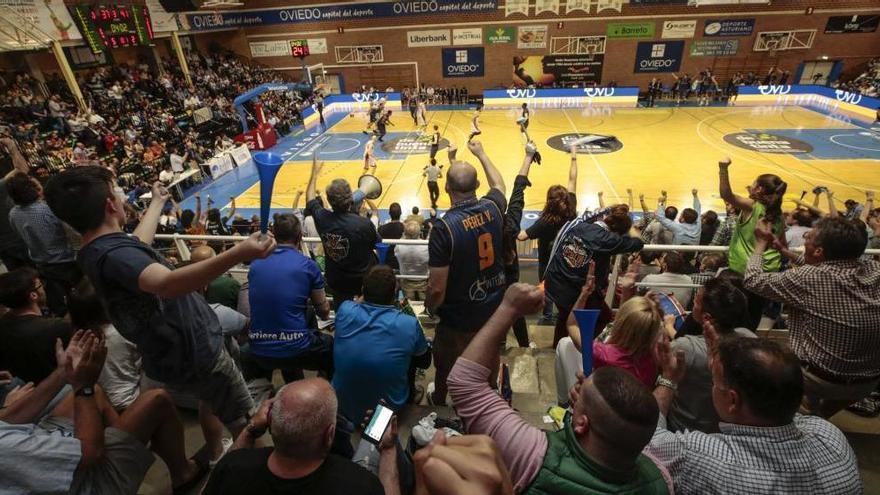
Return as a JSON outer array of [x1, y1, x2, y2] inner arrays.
[[723, 132, 813, 154], [380, 136, 450, 155], [546, 133, 623, 154]]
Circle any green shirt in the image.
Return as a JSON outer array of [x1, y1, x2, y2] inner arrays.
[[727, 202, 782, 274], [206, 275, 241, 310]]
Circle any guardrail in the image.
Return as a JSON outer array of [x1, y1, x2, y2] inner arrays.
[[155, 233, 879, 305]]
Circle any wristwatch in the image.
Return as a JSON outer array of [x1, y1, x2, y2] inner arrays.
[[75, 386, 95, 397], [655, 376, 678, 392]]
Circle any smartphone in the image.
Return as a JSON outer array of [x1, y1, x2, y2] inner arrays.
[[363, 404, 394, 445]]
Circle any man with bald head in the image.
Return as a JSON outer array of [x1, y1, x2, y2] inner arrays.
[[426, 140, 507, 406], [190, 245, 241, 310], [447, 284, 672, 494], [205, 378, 396, 494]]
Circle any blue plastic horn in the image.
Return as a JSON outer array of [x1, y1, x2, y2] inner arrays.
[[573, 309, 601, 377], [253, 151, 284, 234], [375, 242, 390, 264]]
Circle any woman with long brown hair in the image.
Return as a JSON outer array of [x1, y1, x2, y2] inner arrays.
[[718, 157, 787, 327], [518, 146, 579, 323]]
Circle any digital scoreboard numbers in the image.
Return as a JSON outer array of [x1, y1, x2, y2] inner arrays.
[[290, 39, 310, 58], [70, 5, 155, 54]]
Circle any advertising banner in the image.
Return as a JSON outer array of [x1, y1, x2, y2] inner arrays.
[[513, 55, 603, 86], [306, 38, 328, 54], [703, 18, 755, 37], [249, 40, 291, 58], [0, 0, 83, 49], [185, 0, 498, 30], [505, 0, 529, 16], [482, 87, 640, 108], [534, 0, 559, 15], [634, 41, 684, 73], [145, 0, 182, 32], [486, 26, 515, 44], [518, 25, 548, 49], [824, 15, 879, 34], [690, 39, 739, 57], [453, 28, 482, 45], [408, 29, 450, 47], [661, 20, 696, 39], [442, 48, 484, 77], [606, 22, 655, 39], [630, 0, 687, 4]]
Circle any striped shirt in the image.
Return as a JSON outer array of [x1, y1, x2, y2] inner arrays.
[[744, 252, 880, 378], [648, 413, 862, 495]]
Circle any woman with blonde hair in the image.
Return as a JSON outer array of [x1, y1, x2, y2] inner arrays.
[[555, 269, 662, 403]]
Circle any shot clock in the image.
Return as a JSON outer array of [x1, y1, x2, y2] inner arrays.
[[69, 5, 154, 54], [290, 39, 310, 58]]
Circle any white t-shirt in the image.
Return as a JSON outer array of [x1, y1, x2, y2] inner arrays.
[[641, 272, 695, 309], [785, 225, 811, 249], [396, 244, 429, 291], [98, 324, 143, 410]]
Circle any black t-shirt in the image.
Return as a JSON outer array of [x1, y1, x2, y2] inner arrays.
[[308, 198, 379, 295], [77, 232, 222, 383], [0, 314, 72, 383], [429, 189, 507, 332], [204, 448, 384, 495], [526, 192, 577, 274]]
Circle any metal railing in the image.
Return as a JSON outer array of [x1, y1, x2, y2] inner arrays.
[[154, 233, 880, 297]]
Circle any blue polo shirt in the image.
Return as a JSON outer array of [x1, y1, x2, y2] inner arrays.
[[331, 301, 429, 421], [248, 246, 324, 358]]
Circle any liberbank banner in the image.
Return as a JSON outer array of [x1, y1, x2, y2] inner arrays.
[[184, 0, 498, 30], [737, 85, 880, 121], [483, 87, 639, 108]]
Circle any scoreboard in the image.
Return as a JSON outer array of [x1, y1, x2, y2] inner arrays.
[[290, 39, 310, 58], [70, 5, 154, 54]]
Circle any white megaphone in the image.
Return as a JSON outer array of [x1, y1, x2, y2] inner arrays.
[[352, 174, 383, 210]]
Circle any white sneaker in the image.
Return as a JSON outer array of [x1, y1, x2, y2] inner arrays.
[[426, 382, 436, 405]]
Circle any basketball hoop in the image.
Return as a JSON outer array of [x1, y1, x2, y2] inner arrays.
[[365, 52, 375, 69]]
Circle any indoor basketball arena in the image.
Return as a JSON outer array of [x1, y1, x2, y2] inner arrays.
[[0, 1, 879, 493]]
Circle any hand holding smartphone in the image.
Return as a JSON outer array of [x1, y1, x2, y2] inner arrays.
[[363, 403, 395, 446]]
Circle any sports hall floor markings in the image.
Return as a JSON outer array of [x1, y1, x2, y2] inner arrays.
[[182, 104, 880, 224]]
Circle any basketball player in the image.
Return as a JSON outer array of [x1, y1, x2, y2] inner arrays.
[[363, 135, 378, 172], [672, 73, 691, 105], [518, 102, 530, 141], [429, 124, 441, 159], [417, 97, 428, 128], [375, 109, 393, 142], [874, 106, 879, 124], [468, 104, 483, 142], [314, 91, 325, 127]]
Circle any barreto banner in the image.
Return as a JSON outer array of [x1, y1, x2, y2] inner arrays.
[[184, 0, 498, 30]]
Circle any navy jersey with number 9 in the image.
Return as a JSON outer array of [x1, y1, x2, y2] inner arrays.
[[428, 189, 508, 332]]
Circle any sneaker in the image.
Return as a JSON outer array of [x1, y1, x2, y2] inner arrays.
[[426, 382, 435, 405]]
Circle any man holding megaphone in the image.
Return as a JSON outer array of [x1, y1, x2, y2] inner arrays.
[[306, 156, 382, 308]]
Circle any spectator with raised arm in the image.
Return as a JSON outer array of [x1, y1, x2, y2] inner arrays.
[[306, 156, 379, 307], [717, 157, 787, 328], [544, 202, 644, 347], [744, 216, 880, 418], [518, 145, 578, 324], [45, 166, 275, 446], [654, 189, 701, 245], [449, 284, 672, 494], [648, 336, 861, 494], [426, 140, 506, 406]]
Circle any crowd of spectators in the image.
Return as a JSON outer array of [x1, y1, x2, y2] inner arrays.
[[833, 57, 880, 97], [1, 52, 880, 495], [0, 50, 316, 191]]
